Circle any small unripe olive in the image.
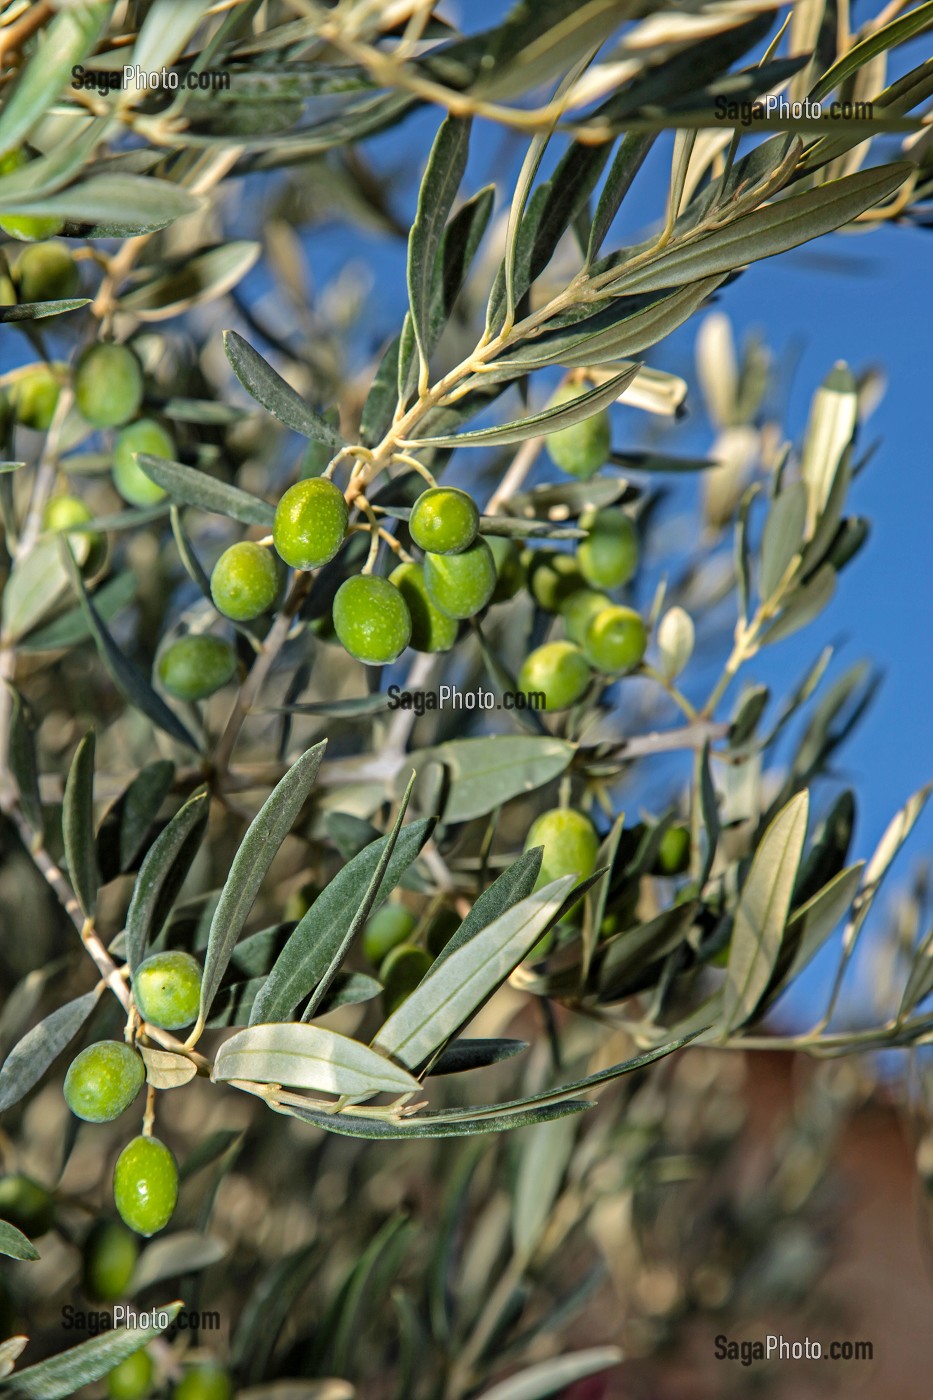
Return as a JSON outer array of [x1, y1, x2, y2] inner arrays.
[[210, 541, 279, 621], [544, 383, 611, 479], [423, 538, 496, 619], [525, 808, 599, 889], [0, 151, 63, 241], [389, 562, 457, 653], [74, 344, 144, 429], [332, 574, 411, 665], [362, 903, 416, 966], [517, 641, 591, 711], [583, 604, 647, 674], [133, 951, 202, 1030], [526, 550, 586, 613], [273, 476, 349, 569], [381, 943, 433, 1015], [172, 1364, 234, 1400], [409, 486, 479, 555], [63, 1041, 146, 1123], [42, 494, 93, 533], [576, 508, 639, 589], [158, 635, 237, 702], [113, 1136, 178, 1237], [83, 1219, 139, 1302], [561, 588, 612, 646], [14, 242, 79, 303], [106, 1348, 154, 1400], [486, 534, 524, 602], [0, 1174, 55, 1236], [112, 419, 174, 506], [653, 824, 691, 876], [10, 363, 62, 430]]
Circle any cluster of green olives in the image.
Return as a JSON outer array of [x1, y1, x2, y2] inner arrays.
[[208, 479, 516, 667], [517, 506, 646, 710], [60, 952, 202, 1238]]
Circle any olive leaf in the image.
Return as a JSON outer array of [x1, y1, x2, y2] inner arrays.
[[196, 742, 328, 1034], [62, 730, 99, 920], [0, 1302, 182, 1398], [373, 875, 578, 1071], [723, 790, 810, 1033], [213, 1023, 422, 1098], [224, 331, 346, 452], [0, 989, 101, 1115]]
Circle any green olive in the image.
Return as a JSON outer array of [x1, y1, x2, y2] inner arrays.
[[63, 1042, 146, 1123], [113, 1136, 178, 1237]]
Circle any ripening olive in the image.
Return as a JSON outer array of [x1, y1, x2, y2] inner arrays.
[[332, 574, 412, 664], [583, 604, 647, 674], [409, 486, 479, 555], [517, 641, 591, 711], [113, 1136, 178, 1237], [63, 1042, 146, 1123], [112, 419, 174, 507], [389, 562, 458, 653], [423, 538, 496, 619], [576, 507, 638, 589], [158, 635, 238, 702], [74, 344, 144, 429], [132, 951, 202, 1030], [210, 541, 279, 621], [525, 808, 600, 889], [544, 382, 611, 479], [272, 476, 349, 570]]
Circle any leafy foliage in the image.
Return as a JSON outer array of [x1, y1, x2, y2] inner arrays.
[[0, 0, 931, 1393]]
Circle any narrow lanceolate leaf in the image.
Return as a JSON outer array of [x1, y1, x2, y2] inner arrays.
[[125, 789, 210, 972], [303, 776, 419, 1020], [0, 1220, 39, 1262], [0, 1301, 182, 1398], [373, 876, 577, 1071], [407, 1030, 707, 1121], [404, 365, 639, 448], [759, 480, 807, 601], [223, 331, 345, 452], [407, 116, 471, 385], [197, 743, 328, 1033], [129, 0, 215, 79], [723, 790, 810, 1032], [4, 176, 201, 235], [128, 1231, 227, 1297], [833, 783, 932, 988], [432, 849, 543, 970], [476, 1347, 622, 1400], [512, 1113, 577, 1257], [587, 132, 654, 263], [119, 243, 261, 318], [407, 735, 574, 824], [97, 759, 176, 879], [767, 862, 864, 1003], [18, 572, 137, 655], [809, 0, 933, 102], [429, 1039, 527, 1076], [760, 564, 836, 645], [799, 364, 857, 530], [0, 299, 90, 323], [2, 537, 73, 642], [0, 989, 100, 1114], [5, 686, 43, 833], [137, 454, 274, 527], [271, 1098, 593, 1140], [62, 731, 99, 920], [213, 1023, 421, 1098], [606, 163, 913, 294], [61, 545, 198, 752], [0, 3, 111, 159], [249, 816, 434, 1025]]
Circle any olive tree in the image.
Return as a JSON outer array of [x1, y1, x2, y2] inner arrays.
[[0, 1, 931, 1396]]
